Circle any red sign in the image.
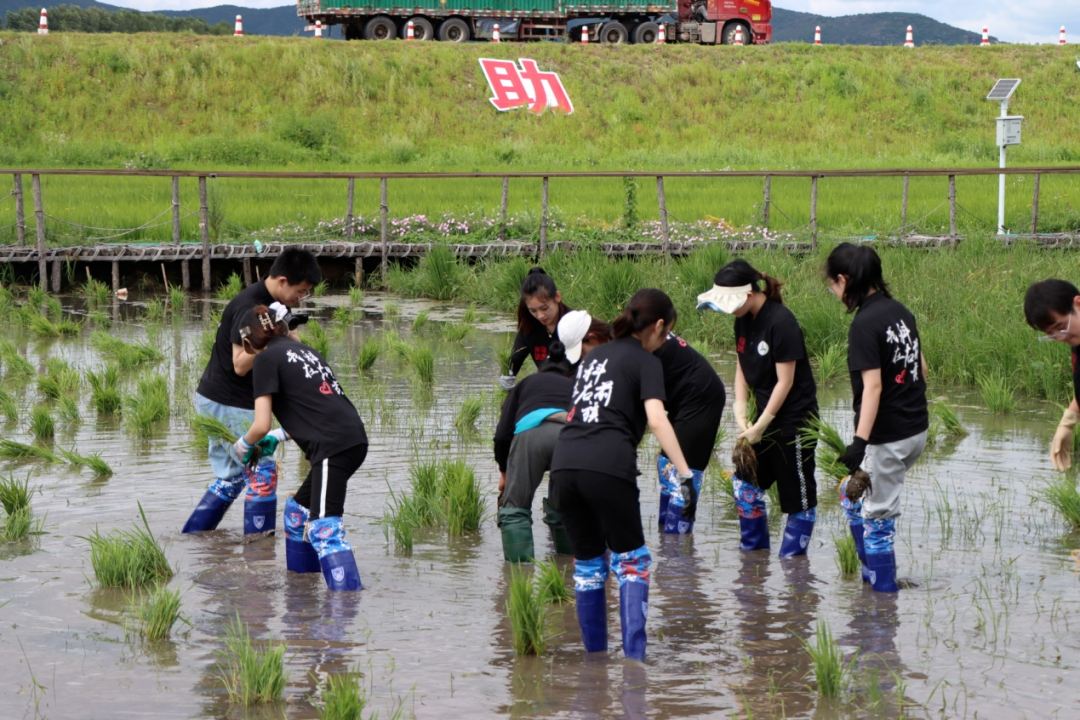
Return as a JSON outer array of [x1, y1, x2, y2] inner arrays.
[[478, 58, 574, 115]]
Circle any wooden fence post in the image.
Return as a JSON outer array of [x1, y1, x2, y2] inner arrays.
[[1031, 173, 1041, 235], [762, 175, 771, 228], [13, 174, 26, 247], [111, 260, 120, 293], [657, 176, 670, 255], [948, 175, 957, 237], [181, 260, 190, 290], [51, 260, 61, 293], [32, 174, 46, 291], [346, 178, 355, 241], [380, 177, 388, 284], [199, 176, 211, 293], [540, 176, 548, 258], [172, 176, 180, 246], [242, 257, 252, 287], [901, 175, 910, 234], [810, 176, 818, 251], [500, 176, 509, 242]]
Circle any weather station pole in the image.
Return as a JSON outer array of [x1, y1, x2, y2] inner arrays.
[[986, 79, 1022, 236], [998, 97, 1007, 235]]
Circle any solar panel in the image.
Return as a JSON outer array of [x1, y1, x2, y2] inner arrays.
[[987, 79, 1021, 101]]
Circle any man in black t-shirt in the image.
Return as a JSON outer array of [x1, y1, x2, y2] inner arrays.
[[182, 247, 321, 536]]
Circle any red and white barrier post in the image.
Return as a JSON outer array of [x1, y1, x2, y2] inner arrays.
[[315, 20, 323, 38], [980, 27, 989, 46], [657, 23, 666, 44], [492, 23, 500, 42], [406, 20, 414, 40], [1060, 26, 1067, 45], [38, 8, 48, 35], [234, 15, 243, 36], [581, 24, 589, 44], [734, 25, 744, 45], [904, 25, 914, 47], [814, 26, 821, 45]]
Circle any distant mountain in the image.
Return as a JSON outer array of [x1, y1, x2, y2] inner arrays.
[[2, 0, 993, 44]]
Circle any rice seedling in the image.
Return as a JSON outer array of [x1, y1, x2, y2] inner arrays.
[[813, 342, 847, 386], [536, 558, 571, 604], [411, 310, 430, 332], [382, 487, 416, 555], [834, 533, 860, 575], [81, 277, 111, 306], [300, 321, 332, 358], [0, 439, 61, 463], [317, 663, 370, 720], [382, 330, 410, 360], [494, 339, 514, 376], [461, 303, 482, 324], [87, 365, 123, 415], [406, 462, 443, 527], [28, 312, 80, 337], [0, 388, 18, 423], [92, 332, 164, 369], [801, 619, 854, 699], [218, 614, 288, 706], [190, 413, 238, 450], [144, 299, 166, 322], [84, 505, 173, 588], [441, 322, 470, 343], [29, 406, 54, 440], [383, 300, 401, 320], [168, 285, 187, 310], [355, 334, 381, 371], [976, 372, 1017, 414], [2, 349, 35, 380], [931, 398, 968, 438], [332, 305, 356, 326], [442, 459, 484, 535], [347, 285, 364, 307], [38, 358, 81, 399], [1040, 476, 1080, 529], [312, 280, 328, 298], [407, 344, 435, 384], [215, 273, 244, 301], [804, 416, 848, 480], [124, 373, 170, 437], [2, 506, 35, 542], [57, 395, 81, 425], [59, 448, 114, 476], [453, 395, 484, 431], [0, 471, 32, 515], [131, 584, 186, 641], [506, 565, 550, 656]]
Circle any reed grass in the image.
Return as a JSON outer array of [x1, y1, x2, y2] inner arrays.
[[506, 564, 550, 656], [411, 310, 430, 332], [536, 558, 571, 604], [407, 345, 435, 384], [0, 439, 61, 463], [215, 273, 244, 301], [834, 533, 860, 576], [218, 614, 288, 706], [453, 395, 484, 431], [318, 664, 369, 720], [124, 373, 170, 436], [802, 619, 854, 699], [0, 471, 32, 515], [1040, 476, 1080, 529], [355, 335, 381, 371], [300, 320, 332, 358], [87, 364, 123, 415], [29, 406, 54, 440], [132, 584, 185, 641], [92, 332, 164, 369], [976, 372, 1017, 414], [85, 505, 173, 588], [441, 322, 470, 343]]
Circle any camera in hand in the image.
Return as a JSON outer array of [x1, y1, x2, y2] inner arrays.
[[287, 312, 310, 330]]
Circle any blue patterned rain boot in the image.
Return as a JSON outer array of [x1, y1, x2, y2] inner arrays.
[[779, 508, 816, 557], [839, 476, 870, 582], [733, 477, 770, 551], [663, 468, 704, 535], [308, 516, 363, 591], [611, 546, 651, 661], [574, 556, 608, 653], [283, 495, 321, 573], [182, 473, 245, 533], [243, 459, 278, 535], [864, 517, 899, 593], [657, 455, 674, 531]]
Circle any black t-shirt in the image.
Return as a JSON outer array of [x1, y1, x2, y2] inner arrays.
[[1072, 346, 1080, 403], [734, 299, 818, 432], [847, 292, 929, 444], [551, 336, 666, 480], [252, 336, 368, 465], [509, 324, 558, 376], [196, 280, 274, 409], [654, 332, 726, 422], [493, 370, 574, 472]]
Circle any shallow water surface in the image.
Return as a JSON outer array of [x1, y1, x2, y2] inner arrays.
[[1, 293, 1078, 719]]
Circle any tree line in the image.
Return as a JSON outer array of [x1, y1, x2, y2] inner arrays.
[[3, 5, 233, 34]]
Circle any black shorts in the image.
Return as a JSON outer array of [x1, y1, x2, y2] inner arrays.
[[662, 401, 724, 471], [549, 469, 645, 559], [293, 443, 368, 521], [753, 428, 817, 515]]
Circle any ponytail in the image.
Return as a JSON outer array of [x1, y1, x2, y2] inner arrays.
[[538, 340, 574, 376], [516, 267, 569, 333], [825, 242, 891, 312], [612, 289, 677, 339], [713, 259, 784, 305]]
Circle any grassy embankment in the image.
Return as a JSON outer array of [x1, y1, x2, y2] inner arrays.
[[0, 34, 1079, 243]]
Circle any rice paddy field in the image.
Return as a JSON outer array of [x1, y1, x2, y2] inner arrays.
[[0, 280, 1078, 719]]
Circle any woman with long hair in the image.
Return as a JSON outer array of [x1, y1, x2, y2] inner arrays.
[[825, 243, 928, 593], [501, 267, 572, 390], [550, 289, 693, 661], [698, 259, 819, 556]]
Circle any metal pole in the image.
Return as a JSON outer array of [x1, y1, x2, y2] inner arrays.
[[380, 177, 388, 284], [657, 176, 670, 255], [540, 177, 548, 258], [901, 175, 909, 234], [949, 175, 957, 237], [998, 99, 1008, 235], [32, 174, 46, 291], [199, 176, 211, 293], [500, 176, 509, 242], [762, 175, 771, 228], [172, 176, 180, 246], [14, 174, 25, 247], [810, 176, 818, 251], [345, 178, 355, 241], [1031, 173, 1041, 235]]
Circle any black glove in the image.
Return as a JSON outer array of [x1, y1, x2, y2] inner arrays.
[[839, 437, 868, 475], [243, 443, 264, 471], [678, 474, 698, 521]]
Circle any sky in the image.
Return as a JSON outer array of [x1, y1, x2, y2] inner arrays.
[[106, 0, 1080, 45]]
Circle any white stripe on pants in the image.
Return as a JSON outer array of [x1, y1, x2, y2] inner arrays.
[[318, 459, 329, 518]]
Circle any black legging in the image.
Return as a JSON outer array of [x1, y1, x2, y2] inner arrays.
[[661, 401, 724, 471], [293, 443, 368, 521]]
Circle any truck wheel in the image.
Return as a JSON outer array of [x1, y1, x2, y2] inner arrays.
[[599, 21, 628, 44], [438, 17, 471, 42], [364, 16, 397, 41], [632, 21, 659, 44], [404, 16, 434, 40], [721, 21, 751, 45]]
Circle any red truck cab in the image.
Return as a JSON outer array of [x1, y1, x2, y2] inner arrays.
[[678, 0, 772, 44]]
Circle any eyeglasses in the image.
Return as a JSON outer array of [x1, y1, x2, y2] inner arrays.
[[1039, 312, 1073, 342], [296, 288, 312, 301]]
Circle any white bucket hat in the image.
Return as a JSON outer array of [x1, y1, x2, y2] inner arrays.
[[557, 310, 592, 364], [696, 284, 752, 314]]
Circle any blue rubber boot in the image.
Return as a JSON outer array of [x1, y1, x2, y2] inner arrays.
[[574, 556, 608, 653], [308, 516, 363, 591], [851, 523, 870, 583], [283, 495, 321, 573], [663, 469, 703, 535], [611, 546, 651, 661], [243, 459, 278, 535], [733, 477, 770, 551], [839, 476, 870, 582], [864, 517, 899, 593], [657, 454, 675, 531], [182, 490, 232, 533], [779, 508, 816, 557]]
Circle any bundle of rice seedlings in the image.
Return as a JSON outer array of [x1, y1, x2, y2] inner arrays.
[[355, 335, 381, 372], [124, 374, 170, 437], [84, 505, 173, 588], [804, 416, 848, 480], [29, 405, 54, 440], [453, 395, 484, 431], [131, 584, 186, 641], [300, 321, 331, 358], [536, 558, 571, 604], [802, 619, 856, 698], [92, 332, 164, 369], [1041, 476, 1080, 529], [506, 565, 551, 656], [215, 274, 244, 301], [0, 439, 61, 463], [0, 471, 32, 515], [87, 365, 123, 415], [190, 413, 238, 451], [317, 663, 369, 720], [217, 614, 287, 706]]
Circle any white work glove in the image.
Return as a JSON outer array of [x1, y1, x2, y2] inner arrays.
[[1051, 408, 1080, 472], [499, 375, 516, 391], [268, 428, 288, 444], [232, 436, 253, 464], [734, 400, 749, 434], [738, 411, 776, 446]]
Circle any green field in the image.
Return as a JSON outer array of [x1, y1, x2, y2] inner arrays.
[[0, 34, 1079, 243]]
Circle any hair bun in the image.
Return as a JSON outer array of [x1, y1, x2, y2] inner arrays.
[[547, 341, 567, 359], [528, 267, 547, 276]]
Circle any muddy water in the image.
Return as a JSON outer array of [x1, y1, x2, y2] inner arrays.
[[1, 293, 1079, 719]]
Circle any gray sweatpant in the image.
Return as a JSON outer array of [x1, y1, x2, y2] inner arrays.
[[502, 419, 564, 510], [860, 430, 927, 520]]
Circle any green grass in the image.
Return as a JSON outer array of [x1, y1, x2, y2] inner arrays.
[[57, 395, 81, 425], [1041, 476, 1080, 529], [382, 459, 485, 546], [87, 364, 123, 415], [215, 273, 244, 301], [0, 472, 32, 515], [410, 309, 430, 332], [506, 564, 551, 656], [81, 277, 112, 305], [834, 533, 860, 576], [536, 558, 571, 604], [144, 298, 166, 321], [976, 371, 1017, 414], [29, 406, 55, 440], [59, 448, 114, 476], [1, 346, 35, 381], [355, 334, 381, 371], [92, 332, 164, 369], [317, 664, 370, 720], [440, 322, 470, 343], [300, 320, 332, 358], [218, 614, 287, 706], [453, 395, 484, 431], [406, 344, 435, 384], [347, 285, 364, 307], [168, 285, 187, 309], [84, 505, 173, 588], [131, 584, 186, 641], [0, 439, 61, 463], [124, 373, 170, 436], [802, 619, 854, 699], [813, 342, 847, 386]]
